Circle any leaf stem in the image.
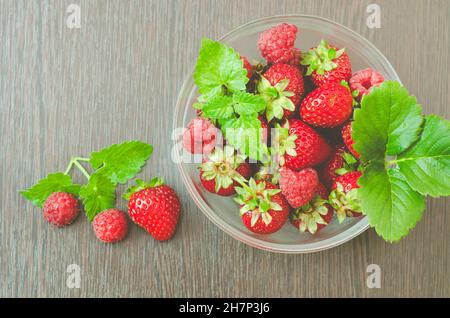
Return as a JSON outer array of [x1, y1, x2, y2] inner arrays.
[[64, 160, 74, 175], [73, 160, 91, 180]]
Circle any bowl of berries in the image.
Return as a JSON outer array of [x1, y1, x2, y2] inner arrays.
[[174, 15, 430, 253]]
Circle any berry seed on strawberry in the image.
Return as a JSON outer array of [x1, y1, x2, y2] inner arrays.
[[341, 121, 360, 158], [330, 171, 363, 223], [93, 209, 128, 243], [258, 63, 304, 121], [235, 179, 290, 234], [349, 68, 384, 100], [241, 56, 253, 79], [291, 183, 334, 234], [319, 144, 358, 188], [43, 192, 79, 227], [258, 23, 298, 65], [300, 80, 354, 128], [301, 40, 352, 87]]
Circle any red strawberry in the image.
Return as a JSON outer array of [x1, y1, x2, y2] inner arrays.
[[236, 179, 290, 234], [93, 209, 128, 243], [319, 144, 358, 188], [258, 63, 304, 121], [258, 23, 298, 64], [274, 119, 331, 171], [279, 167, 319, 208], [126, 178, 181, 241], [43, 192, 79, 227], [199, 146, 252, 196], [183, 117, 217, 155], [241, 56, 253, 79], [300, 81, 353, 128], [341, 121, 360, 158], [301, 40, 352, 87], [291, 183, 334, 234], [330, 171, 363, 223], [258, 115, 269, 142], [349, 68, 384, 100]]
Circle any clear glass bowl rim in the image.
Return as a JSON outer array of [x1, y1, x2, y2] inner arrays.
[[173, 14, 401, 253]]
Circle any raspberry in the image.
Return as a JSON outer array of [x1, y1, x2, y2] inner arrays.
[[279, 167, 319, 208], [182, 118, 217, 155], [43, 192, 79, 227], [93, 209, 128, 243], [349, 68, 384, 100], [258, 23, 298, 64]]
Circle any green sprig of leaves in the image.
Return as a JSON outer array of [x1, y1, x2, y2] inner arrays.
[[353, 81, 450, 242]]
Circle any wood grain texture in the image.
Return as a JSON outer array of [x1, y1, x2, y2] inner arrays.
[[1, 0, 449, 297]]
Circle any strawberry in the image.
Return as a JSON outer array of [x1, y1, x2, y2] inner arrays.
[[349, 68, 384, 101], [199, 146, 252, 196], [274, 118, 331, 171], [125, 178, 181, 241], [241, 56, 253, 79], [278, 167, 319, 208], [258, 63, 304, 121], [43, 192, 79, 227], [291, 183, 334, 234], [341, 121, 360, 158], [93, 209, 128, 243], [235, 179, 290, 234], [258, 23, 298, 65], [319, 144, 358, 188], [300, 81, 354, 128], [300, 40, 352, 87], [258, 115, 269, 142], [183, 117, 218, 155], [330, 171, 363, 223]]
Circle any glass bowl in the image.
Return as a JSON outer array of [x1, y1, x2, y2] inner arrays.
[[174, 15, 400, 253]]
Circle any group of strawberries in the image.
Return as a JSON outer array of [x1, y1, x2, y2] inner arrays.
[[183, 23, 384, 235]]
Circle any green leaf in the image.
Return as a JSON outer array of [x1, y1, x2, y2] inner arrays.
[[20, 173, 81, 208], [193, 38, 248, 97], [353, 81, 423, 162], [221, 114, 263, 160], [232, 92, 266, 116], [202, 95, 234, 119], [89, 141, 153, 184], [396, 115, 450, 197], [79, 173, 116, 221], [359, 162, 426, 242]]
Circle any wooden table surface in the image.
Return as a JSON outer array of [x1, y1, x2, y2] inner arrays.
[[1, 0, 449, 298]]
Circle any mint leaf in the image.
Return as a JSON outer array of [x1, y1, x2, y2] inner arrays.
[[359, 162, 425, 242], [232, 92, 266, 116], [395, 115, 450, 197], [353, 81, 423, 162], [89, 141, 153, 184], [79, 173, 116, 221], [193, 38, 248, 97], [221, 114, 263, 160], [20, 173, 81, 208], [201, 95, 234, 119]]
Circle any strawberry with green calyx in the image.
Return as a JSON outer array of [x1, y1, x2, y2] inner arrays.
[[291, 183, 334, 234], [124, 177, 181, 241], [199, 146, 251, 196], [319, 145, 359, 188], [330, 171, 363, 223], [300, 80, 354, 128], [258, 63, 304, 121], [273, 119, 331, 171], [235, 178, 290, 234], [300, 40, 352, 87]]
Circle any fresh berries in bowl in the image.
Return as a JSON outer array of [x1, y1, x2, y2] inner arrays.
[[175, 15, 450, 253]]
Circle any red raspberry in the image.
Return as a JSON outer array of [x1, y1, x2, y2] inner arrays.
[[349, 68, 384, 100], [258, 23, 298, 64], [43, 192, 79, 227], [93, 209, 128, 243], [279, 167, 319, 208], [182, 118, 217, 155]]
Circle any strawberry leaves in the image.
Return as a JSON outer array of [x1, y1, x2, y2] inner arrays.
[[79, 173, 116, 222], [20, 173, 81, 208], [353, 81, 450, 242]]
